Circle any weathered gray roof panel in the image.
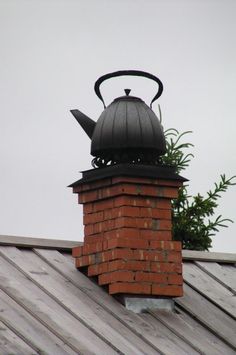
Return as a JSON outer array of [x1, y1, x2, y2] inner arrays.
[[0, 235, 235, 355]]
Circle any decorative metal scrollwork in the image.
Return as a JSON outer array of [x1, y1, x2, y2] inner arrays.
[[92, 151, 162, 168]]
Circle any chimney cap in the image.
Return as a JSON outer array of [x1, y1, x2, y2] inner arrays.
[[69, 163, 188, 188]]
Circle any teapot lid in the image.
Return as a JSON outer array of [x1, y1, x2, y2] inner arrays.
[[113, 88, 143, 103]]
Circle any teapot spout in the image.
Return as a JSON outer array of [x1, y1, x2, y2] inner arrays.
[[70, 109, 96, 139]]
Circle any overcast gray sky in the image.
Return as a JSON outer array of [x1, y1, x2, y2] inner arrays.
[[0, 0, 235, 252]]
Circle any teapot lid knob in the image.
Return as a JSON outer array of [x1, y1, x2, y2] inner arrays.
[[124, 89, 131, 96]]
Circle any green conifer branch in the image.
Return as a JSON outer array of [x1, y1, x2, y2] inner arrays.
[[159, 113, 236, 250]]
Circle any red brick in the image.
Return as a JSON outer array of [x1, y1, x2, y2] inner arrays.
[[104, 228, 139, 240], [75, 183, 90, 192], [83, 203, 93, 214], [72, 187, 81, 194], [151, 199, 171, 209], [151, 219, 172, 230], [140, 230, 172, 241], [91, 178, 112, 189], [115, 217, 136, 228], [114, 195, 152, 208], [152, 209, 171, 219], [83, 211, 104, 225], [84, 224, 94, 236], [73, 186, 82, 193], [104, 206, 139, 219], [79, 190, 98, 203], [118, 206, 140, 217], [103, 209, 112, 220], [108, 260, 150, 272], [84, 233, 104, 244], [93, 186, 116, 200], [109, 282, 151, 295], [112, 248, 133, 260], [151, 262, 182, 273], [75, 254, 96, 267], [168, 274, 183, 285], [154, 179, 182, 187], [114, 196, 135, 207], [135, 272, 167, 284], [152, 285, 183, 297], [111, 216, 172, 230], [105, 229, 173, 241], [138, 185, 157, 196], [133, 250, 165, 262], [107, 259, 126, 272], [82, 194, 172, 211], [116, 184, 148, 197], [98, 250, 111, 263], [103, 208, 120, 220], [92, 248, 134, 263], [139, 198, 157, 208], [150, 241, 182, 251], [136, 218, 152, 229], [173, 241, 182, 251], [98, 271, 134, 285], [133, 185, 179, 199], [111, 176, 183, 188], [87, 262, 108, 276], [93, 199, 114, 212], [166, 251, 182, 263], [105, 219, 116, 230], [156, 187, 179, 199], [118, 184, 139, 195], [72, 246, 83, 257], [97, 187, 112, 199], [159, 180, 183, 187], [139, 207, 152, 217], [73, 178, 112, 193], [93, 219, 115, 233], [82, 242, 103, 255], [106, 237, 149, 250], [106, 207, 124, 219], [150, 241, 163, 249], [92, 222, 102, 234]]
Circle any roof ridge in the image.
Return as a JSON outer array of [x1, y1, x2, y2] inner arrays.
[[0, 234, 80, 250]]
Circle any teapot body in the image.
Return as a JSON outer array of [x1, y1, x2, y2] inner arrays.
[[91, 95, 166, 166]]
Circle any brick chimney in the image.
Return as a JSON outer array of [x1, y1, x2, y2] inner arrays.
[[71, 165, 184, 311]]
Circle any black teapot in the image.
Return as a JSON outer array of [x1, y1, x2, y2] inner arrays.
[[71, 70, 166, 167]]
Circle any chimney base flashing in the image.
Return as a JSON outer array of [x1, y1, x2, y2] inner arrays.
[[118, 295, 175, 313]]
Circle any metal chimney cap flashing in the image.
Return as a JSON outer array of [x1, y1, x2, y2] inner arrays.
[[117, 295, 175, 313], [68, 163, 188, 188]]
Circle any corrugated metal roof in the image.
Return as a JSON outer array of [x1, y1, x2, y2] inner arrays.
[[0, 235, 235, 355]]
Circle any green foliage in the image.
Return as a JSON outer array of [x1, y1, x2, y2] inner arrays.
[[160, 110, 236, 250]]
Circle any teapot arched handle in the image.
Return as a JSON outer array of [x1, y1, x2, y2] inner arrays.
[[94, 70, 163, 108]]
